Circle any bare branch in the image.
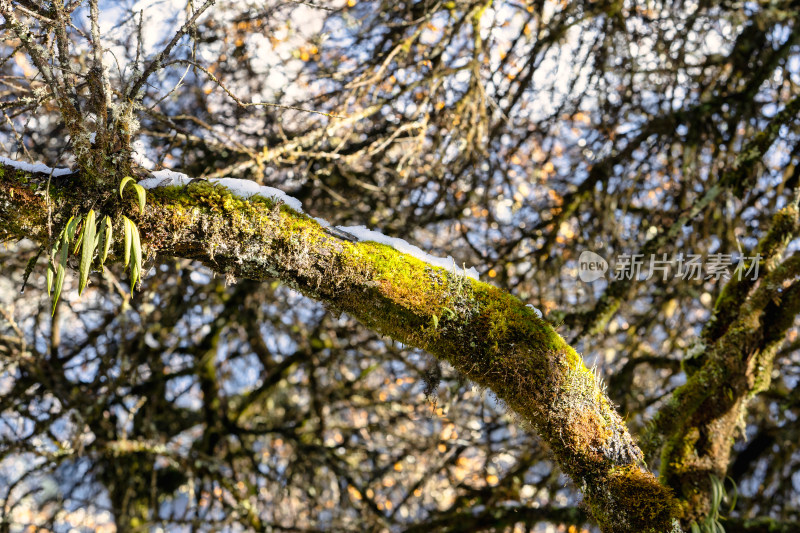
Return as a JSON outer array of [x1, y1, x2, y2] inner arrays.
[[125, 0, 216, 100]]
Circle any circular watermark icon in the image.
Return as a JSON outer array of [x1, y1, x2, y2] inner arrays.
[[578, 251, 608, 282]]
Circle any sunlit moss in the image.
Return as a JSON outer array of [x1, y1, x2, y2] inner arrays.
[[138, 182, 680, 531], [0, 173, 680, 531]]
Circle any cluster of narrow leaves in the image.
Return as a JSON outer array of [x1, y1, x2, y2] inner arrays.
[[119, 176, 146, 292], [690, 476, 738, 533], [46, 211, 112, 314], [45, 177, 146, 314]]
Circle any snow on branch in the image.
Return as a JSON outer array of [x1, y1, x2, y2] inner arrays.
[[139, 169, 480, 279], [0, 156, 72, 177]]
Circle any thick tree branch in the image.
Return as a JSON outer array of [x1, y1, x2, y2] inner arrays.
[[643, 204, 800, 522], [0, 162, 678, 532]]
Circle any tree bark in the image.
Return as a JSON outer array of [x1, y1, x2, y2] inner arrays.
[[0, 162, 679, 532]]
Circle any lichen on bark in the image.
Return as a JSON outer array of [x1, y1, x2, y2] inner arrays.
[[0, 162, 679, 532]]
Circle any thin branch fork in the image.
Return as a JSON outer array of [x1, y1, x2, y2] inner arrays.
[[125, 0, 216, 100]]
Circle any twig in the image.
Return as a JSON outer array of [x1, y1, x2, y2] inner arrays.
[[53, 0, 80, 111], [286, 0, 336, 11], [0, 1, 61, 97], [0, 306, 26, 357], [2, 108, 33, 161], [88, 0, 111, 113], [167, 58, 346, 119], [126, 0, 217, 99], [147, 60, 192, 111]]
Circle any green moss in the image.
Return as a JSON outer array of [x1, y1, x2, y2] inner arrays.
[[0, 166, 56, 240], [10, 177, 675, 532], [360, 241, 452, 314], [703, 205, 799, 345], [586, 299, 622, 336], [589, 465, 680, 532]]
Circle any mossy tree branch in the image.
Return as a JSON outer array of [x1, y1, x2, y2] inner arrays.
[[0, 161, 679, 532], [564, 94, 800, 340], [643, 204, 800, 522]]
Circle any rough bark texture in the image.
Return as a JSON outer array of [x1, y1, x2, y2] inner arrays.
[[0, 163, 679, 532]]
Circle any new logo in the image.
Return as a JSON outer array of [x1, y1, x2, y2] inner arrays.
[[578, 251, 608, 282]]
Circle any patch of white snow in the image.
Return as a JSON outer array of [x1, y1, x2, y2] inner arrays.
[[0, 156, 72, 177], [137, 172, 479, 279], [335, 225, 479, 280], [526, 304, 543, 318], [208, 177, 304, 212], [131, 140, 155, 170], [138, 172, 304, 213], [138, 169, 194, 188]]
